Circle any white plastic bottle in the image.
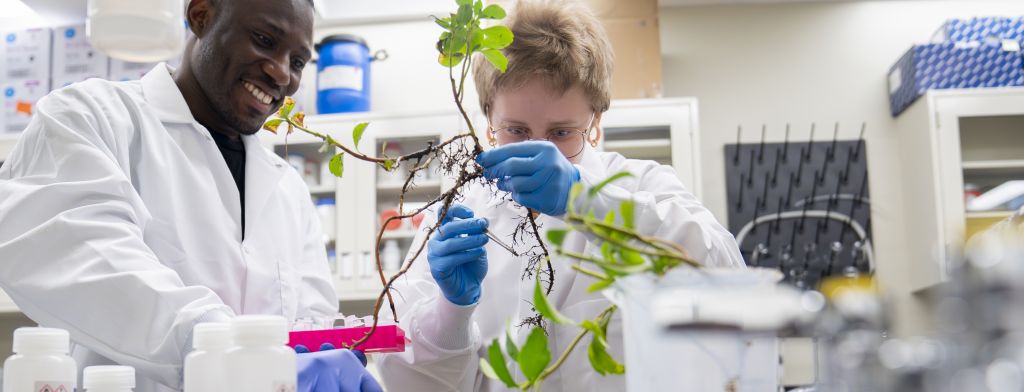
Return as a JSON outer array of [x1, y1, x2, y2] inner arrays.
[[183, 322, 231, 392], [86, 0, 185, 62], [382, 239, 401, 272], [2, 327, 78, 392], [224, 315, 297, 391], [82, 366, 134, 392]]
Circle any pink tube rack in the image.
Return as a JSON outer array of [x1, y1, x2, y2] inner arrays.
[[288, 325, 406, 353]]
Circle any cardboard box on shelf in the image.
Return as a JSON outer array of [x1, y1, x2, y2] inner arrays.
[[584, 0, 656, 19], [2, 28, 52, 84], [3, 79, 49, 134], [108, 60, 158, 82], [51, 24, 109, 90], [482, 0, 663, 100], [604, 17, 663, 99]]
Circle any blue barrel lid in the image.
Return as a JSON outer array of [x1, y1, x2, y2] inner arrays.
[[317, 34, 368, 50], [316, 198, 336, 206]]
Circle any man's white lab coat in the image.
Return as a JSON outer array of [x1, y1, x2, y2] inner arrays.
[[0, 65, 337, 391]]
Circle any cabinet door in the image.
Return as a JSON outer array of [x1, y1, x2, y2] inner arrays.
[[597, 99, 702, 198], [348, 112, 465, 301]]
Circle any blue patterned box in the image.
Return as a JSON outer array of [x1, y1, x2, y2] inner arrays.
[[888, 43, 1024, 116], [933, 17, 1014, 43]]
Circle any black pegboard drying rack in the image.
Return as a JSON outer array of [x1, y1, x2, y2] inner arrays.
[[724, 124, 874, 289]]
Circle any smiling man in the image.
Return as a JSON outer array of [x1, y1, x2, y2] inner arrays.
[[0, 0, 380, 391]]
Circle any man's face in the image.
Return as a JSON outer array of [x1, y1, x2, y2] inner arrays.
[[191, 0, 313, 135], [488, 77, 601, 164]]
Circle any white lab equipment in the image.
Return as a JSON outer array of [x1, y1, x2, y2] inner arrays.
[[2, 327, 77, 392], [316, 198, 337, 242], [86, 0, 185, 62], [605, 268, 797, 392], [382, 240, 401, 272], [183, 322, 231, 392], [82, 366, 135, 392], [224, 315, 297, 391]]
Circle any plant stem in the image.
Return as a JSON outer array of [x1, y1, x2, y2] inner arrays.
[[570, 263, 610, 281], [565, 215, 699, 267], [288, 121, 389, 165], [536, 305, 617, 382]]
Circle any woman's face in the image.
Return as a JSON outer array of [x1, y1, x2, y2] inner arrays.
[[488, 77, 602, 164]]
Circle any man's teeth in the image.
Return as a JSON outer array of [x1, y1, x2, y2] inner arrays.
[[243, 81, 273, 105]]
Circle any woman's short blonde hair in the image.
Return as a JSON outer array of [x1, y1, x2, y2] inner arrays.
[[473, 0, 614, 115]]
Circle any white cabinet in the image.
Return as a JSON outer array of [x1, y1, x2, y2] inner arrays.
[[896, 88, 1024, 291], [260, 110, 465, 302], [597, 98, 702, 197]]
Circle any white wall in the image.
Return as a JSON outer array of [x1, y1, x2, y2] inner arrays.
[[659, 0, 1024, 336]]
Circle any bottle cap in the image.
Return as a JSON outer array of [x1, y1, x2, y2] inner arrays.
[[83, 366, 135, 390], [231, 315, 289, 346], [13, 327, 69, 354]]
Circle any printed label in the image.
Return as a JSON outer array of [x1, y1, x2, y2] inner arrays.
[[887, 68, 902, 94], [318, 65, 364, 92], [35, 381, 73, 392], [273, 381, 297, 392]]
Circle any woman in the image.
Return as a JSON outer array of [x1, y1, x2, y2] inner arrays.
[[378, 1, 744, 390]]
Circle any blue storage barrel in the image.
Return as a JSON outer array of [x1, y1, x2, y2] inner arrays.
[[316, 34, 386, 114]]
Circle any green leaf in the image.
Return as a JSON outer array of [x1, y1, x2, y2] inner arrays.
[[599, 261, 649, 275], [600, 242, 614, 263], [620, 200, 635, 230], [455, 0, 472, 6], [469, 29, 484, 53], [603, 210, 615, 225], [587, 279, 614, 293], [588, 172, 634, 199], [482, 25, 514, 49], [473, 0, 483, 15], [479, 358, 500, 382], [546, 229, 568, 246], [433, 16, 451, 29], [505, 328, 519, 360], [277, 97, 296, 118], [484, 339, 518, 387], [567, 183, 585, 214], [480, 49, 508, 73], [481, 4, 506, 19], [454, 4, 473, 25], [262, 118, 285, 134], [438, 52, 465, 67], [517, 327, 551, 383], [534, 276, 576, 325], [619, 249, 645, 266], [328, 152, 345, 178], [587, 334, 625, 375], [352, 122, 369, 149], [383, 159, 396, 172]]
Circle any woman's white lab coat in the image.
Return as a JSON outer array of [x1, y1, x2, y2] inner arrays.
[[377, 146, 745, 391], [0, 65, 337, 391]]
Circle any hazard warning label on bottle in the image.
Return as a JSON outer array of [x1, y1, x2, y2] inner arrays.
[[34, 382, 73, 392], [273, 381, 297, 392]]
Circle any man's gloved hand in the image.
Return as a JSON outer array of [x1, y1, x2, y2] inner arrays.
[[296, 343, 382, 392], [428, 203, 489, 306], [476, 141, 581, 216]]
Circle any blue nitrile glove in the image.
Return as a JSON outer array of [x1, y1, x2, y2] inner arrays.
[[296, 343, 381, 392], [475, 141, 581, 216], [428, 203, 489, 306]]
